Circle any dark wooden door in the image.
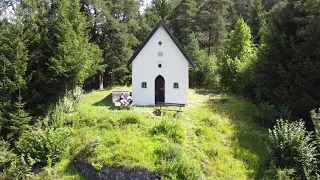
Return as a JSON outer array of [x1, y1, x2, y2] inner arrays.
[[155, 75, 165, 103]]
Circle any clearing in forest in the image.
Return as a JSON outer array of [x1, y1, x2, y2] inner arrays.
[[55, 87, 269, 180]]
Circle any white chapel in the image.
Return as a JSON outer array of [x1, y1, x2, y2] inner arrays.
[[126, 20, 195, 106]]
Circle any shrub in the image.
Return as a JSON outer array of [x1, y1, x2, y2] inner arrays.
[[119, 114, 141, 126], [267, 119, 318, 179], [150, 120, 185, 143], [155, 143, 182, 161], [263, 161, 296, 180], [16, 127, 70, 165], [255, 103, 292, 128], [1, 155, 32, 180], [78, 137, 102, 160], [68, 130, 102, 161], [63, 85, 84, 113], [48, 102, 67, 128], [155, 143, 201, 180], [255, 103, 278, 127], [45, 128, 71, 163], [0, 139, 16, 172]]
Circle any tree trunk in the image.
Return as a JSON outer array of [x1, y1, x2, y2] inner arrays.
[[65, 82, 68, 94], [99, 74, 104, 90]]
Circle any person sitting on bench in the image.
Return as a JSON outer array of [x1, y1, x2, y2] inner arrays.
[[125, 92, 134, 106], [119, 93, 126, 105]]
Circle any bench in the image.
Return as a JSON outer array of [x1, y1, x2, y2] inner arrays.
[[154, 103, 185, 118], [112, 90, 131, 106], [207, 93, 228, 102]]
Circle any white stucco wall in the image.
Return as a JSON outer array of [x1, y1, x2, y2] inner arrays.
[[132, 26, 189, 106]]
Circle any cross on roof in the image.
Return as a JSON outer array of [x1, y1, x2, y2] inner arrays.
[[158, 41, 162, 46]]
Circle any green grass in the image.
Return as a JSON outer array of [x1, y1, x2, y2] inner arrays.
[[53, 87, 270, 179]]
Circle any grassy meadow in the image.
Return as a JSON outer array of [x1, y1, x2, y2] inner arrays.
[[54, 87, 270, 180]]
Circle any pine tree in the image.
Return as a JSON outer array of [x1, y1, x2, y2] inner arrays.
[[247, 0, 267, 44], [7, 97, 31, 142], [49, 0, 102, 92], [0, 19, 29, 140], [151, 0, 172, 20], [186, 35, 207, 87], [167, 0, 197, 47], [254, 0, 320, 122], [18, 0, 59, 114], [234, 0, 253, 21], [81, 0, 139, 87], [0, 21, 28, 104], [195, 0, 232, 55]]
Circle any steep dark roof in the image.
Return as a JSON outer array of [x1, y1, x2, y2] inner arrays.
[[126, 20, 195, 71]]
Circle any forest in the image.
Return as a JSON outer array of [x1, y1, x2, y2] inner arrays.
[[0, 0, 320, 179]]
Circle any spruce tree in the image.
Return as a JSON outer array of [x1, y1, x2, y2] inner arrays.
[[247, 0, 267, 44], [0, 21, 28, 104], [81, 0, 139, 87], [49, 0, 102, 91], [195, 0, 232, 55], [186, 35, 207, 87], [18, 0, 58, 114], [151, 0, 172, 20], [7, 97, 31, 142], [167, 0, 197, 47], [254, 0, 320, 122]]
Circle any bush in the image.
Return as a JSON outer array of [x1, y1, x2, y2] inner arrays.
[[78, 137, 102, 160], [255, 103, 292, 128], [0, 139, 16, 172], [267, 119, 318, 179], [119, 114, 141, 126], [1, 155, 32, 180], [155, 143, 182, 161], [155, 143, 201, 180], [150, 120, 185, 143], [63, 85, 84, 113], [255, 103, 278, 127], [48, 102, 67, 128], [263, 161, 296, 180], [16, 127, 70, 165]]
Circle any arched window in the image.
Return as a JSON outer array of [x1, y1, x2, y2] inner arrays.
[[141, 82, 147, 88], [173, 82, 179, 89]]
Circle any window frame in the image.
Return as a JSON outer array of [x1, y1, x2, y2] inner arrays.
[[141, 82, 147, 88], [173, 82, 179, 89]]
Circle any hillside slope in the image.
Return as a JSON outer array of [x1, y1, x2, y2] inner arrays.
[[55, 88, 269, 180]]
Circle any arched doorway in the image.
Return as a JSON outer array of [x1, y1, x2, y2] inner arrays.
[[155, 75, 165, 104]]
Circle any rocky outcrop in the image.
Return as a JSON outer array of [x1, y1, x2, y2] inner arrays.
[[72, 156, 161, 180]]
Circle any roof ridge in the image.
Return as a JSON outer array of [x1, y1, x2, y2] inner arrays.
[[126, 20, 195, 71]]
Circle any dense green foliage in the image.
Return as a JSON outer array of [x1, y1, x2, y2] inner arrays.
[[267, 120, 318, 179]]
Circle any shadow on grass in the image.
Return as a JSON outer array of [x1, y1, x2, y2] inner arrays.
[[93, 93, 113, 107], [61, 161, 87, 180], [205, 97, 270, 179]]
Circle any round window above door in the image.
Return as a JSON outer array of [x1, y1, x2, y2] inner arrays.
[[158, 51, 163, 57]]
